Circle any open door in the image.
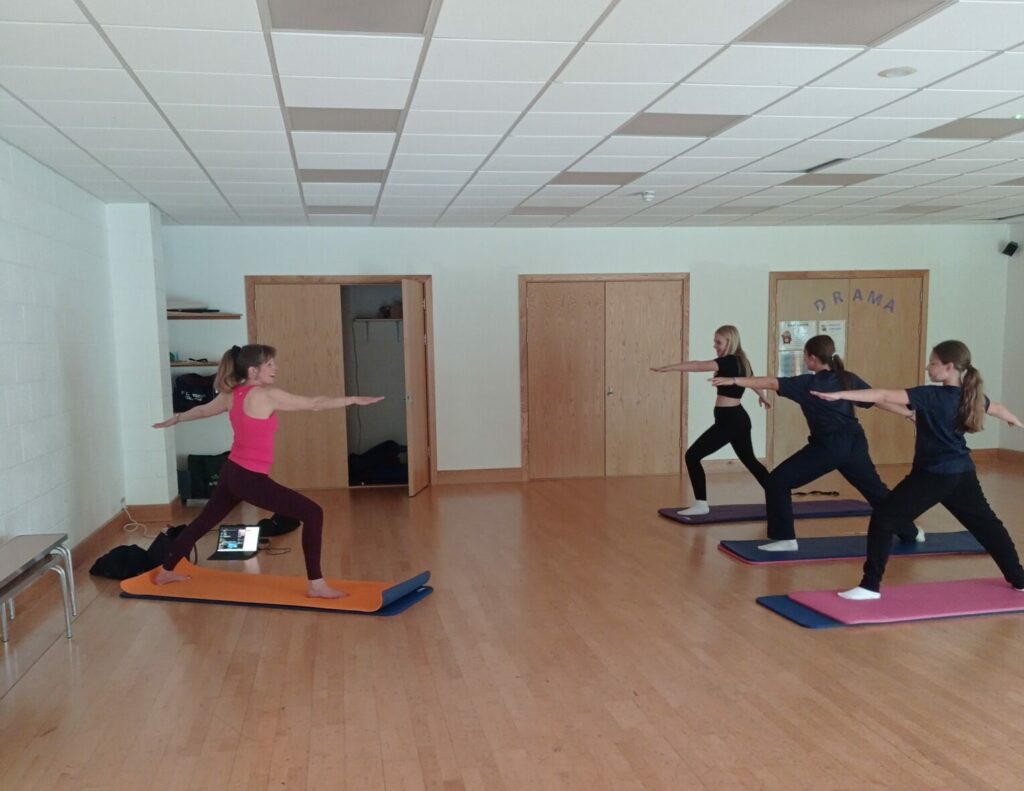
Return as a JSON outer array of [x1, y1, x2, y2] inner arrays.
[[401, 279, 430, 496]]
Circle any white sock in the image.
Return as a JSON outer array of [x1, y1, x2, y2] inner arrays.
[[838, 586, 881, 601], [758, 539, 799, 552], [677, 500, 710, 517], [915, 526, 926, 543]]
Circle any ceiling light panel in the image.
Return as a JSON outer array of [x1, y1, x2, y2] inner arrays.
[[814, 48, 991, 88], [593, 0, 788, 45], [104, 28, 271, 74], [412, 81, 544, 112], [559, 43, 718, 82], [689, 45, 860, 86], [532, 82, 673, 113], [740, 0, 947, 46], [280, 77, 412, 109], [420, 39, 574, 82], [267, 0, 431, 35], [433, 0, 610, 41], [882, 1, 1024, 51], [271, 33, 422, 80], [651, 83, 791, 115]]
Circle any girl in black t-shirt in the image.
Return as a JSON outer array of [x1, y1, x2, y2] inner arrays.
[[714, 334, 920, 551], [813, 339, 1024, 599], [652, 325, 770, 516]]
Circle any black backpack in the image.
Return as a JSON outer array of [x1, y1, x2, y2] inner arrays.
[[172, 373, 216, 413]]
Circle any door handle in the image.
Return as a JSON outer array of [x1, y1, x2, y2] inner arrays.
[[606, 387, 614, 396]]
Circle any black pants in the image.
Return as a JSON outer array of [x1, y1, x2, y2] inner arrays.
[[860, 468, 1024, 592], [162, 459, 326, 579], [686, 406, 769, 501], [765, 429, 916, 542]]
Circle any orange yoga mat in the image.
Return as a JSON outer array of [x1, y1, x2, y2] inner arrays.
[[120, 560, 431, 615]]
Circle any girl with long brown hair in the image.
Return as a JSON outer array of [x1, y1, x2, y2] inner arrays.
[[714, 334, 920, 550], [653, 325, 770, 516], [813, 340, 1024, 599], [153, 344, 383, 599]]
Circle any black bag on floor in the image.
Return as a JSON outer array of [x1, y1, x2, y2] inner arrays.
[[89, 546, 157, 580], [257, 514, 301, 536]]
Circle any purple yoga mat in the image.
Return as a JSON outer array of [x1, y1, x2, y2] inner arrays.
[[658, 499, 871, 525], [789, 578, 1024, 625]]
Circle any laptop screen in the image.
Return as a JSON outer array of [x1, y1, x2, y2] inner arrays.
[[217, 525, 260, 553]]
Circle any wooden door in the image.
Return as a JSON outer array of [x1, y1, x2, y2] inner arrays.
[[401, 279, 430, 495], [605, 280, 683, 476], [845, 276, 924, 464], [771, 278, 849, 464], [253, 284, 348, 489], [526, 282, 606, 479]]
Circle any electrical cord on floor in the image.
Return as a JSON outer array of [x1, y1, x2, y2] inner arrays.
[[793, 490, 840, 497], [120, 504, 156, 538], [258, 538, 291, 556]]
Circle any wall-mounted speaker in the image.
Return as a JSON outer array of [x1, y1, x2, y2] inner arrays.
[[1002, 241, 1019, 256]]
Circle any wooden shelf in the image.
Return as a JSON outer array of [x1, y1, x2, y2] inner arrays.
[[167, 311, 241, 320], [170, 361, 217, 368], [353, 317, 403, 322]]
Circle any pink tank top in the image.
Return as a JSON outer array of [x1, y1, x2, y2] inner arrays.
[[228, 385, 278, 474]]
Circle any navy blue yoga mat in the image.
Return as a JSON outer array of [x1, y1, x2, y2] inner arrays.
[[719, 530, 984, 565], [756, 595, 843, 629], [658, 499, 871, 525]]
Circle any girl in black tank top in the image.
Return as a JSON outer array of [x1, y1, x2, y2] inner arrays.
[[652, 325, 770, 516]]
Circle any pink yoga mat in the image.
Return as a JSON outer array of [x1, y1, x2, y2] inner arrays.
[[789, 578, 1024, 625]]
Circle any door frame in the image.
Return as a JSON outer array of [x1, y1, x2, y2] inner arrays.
[[518, 273, 690, 481], [245, 275, 439, 486], [766, 269, 929, 467]]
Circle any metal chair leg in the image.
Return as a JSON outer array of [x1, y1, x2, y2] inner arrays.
[[52, 546, 76, 617], [1, 601, 8, 643], [49, 566, 72, 639], [6, 599, 13, 620]]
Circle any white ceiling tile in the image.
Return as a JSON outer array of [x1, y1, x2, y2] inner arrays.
[[934, 52, 1024, 91], [513, 111, 632, 136], [559, 43, 718, 82], [815, 49, 993, 89], [137, 71, 279, 106], [872, 89, 1018, 118], [412, 81, 543, 112], [822, 157, 927, 173], [291, 131, 395, 153], [396, 134, 500, 155], [0, 66, 144, 102], [651, 83, 791, 115], [182, 130, 291, 153], [64, 127, 182, 150], [18, 147, 101, 168], [496, 215, 564, 226], [208, 168, 297, 183], [296, 152, 390, 169], [973, 96, 1024, 119], [308, 215, 372, 225], [459, 184, 537, 197], [816, 116, 954, 139], [865, 139, 984, 158], [403, 110, 519, 135], [882, 2, 1024, 52], [952, 140, 1024, 158], [161, 104, 285, 132], [590, 136, 703, 157], [496, 135, 601, 156], [689, 45, 860, 86], [532, 82, 671, 113], [391, 153, 486, 170], [571, 154, 672, 171], [0, 22, 119, 68], [0, 1, 87, 23], [483, 154, 581, 170], [761, 87, 911, 117], [84, 0, 263, 31], [279, 76, 411, 110], [26, 100, 167, 127], [656, 156, 758, 172], [707, 171, 794, 186], [105, 27, 271, 75], [594, 0, 786, 45], [386, 170, 472, 184], [422, 39, 573, 82], [380, 184, 462, 197], [719, 115, 846, 139], [470, 171, 557, 185], [886, 157, 1006, 175], [687, 137, 799, 156], [113, 165, 208, 181], [434, 0, 608, 41], [92, 148, 197, 167], [272, 33, 422, 80], [198, 151, 295, 168], [534, 184, 619, 197]]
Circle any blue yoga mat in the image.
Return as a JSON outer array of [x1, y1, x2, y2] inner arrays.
[[658, 499, 871, 525], [720, 530, 984, 565], [757, 595, 843, 629]]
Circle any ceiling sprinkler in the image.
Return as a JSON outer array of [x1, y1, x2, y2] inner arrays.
[[641, 191, 656, 203]]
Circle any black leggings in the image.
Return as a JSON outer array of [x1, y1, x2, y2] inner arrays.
[[162, 459, 325, 579], [859, 469, 1024, 592], [686, 406, 769, 501]]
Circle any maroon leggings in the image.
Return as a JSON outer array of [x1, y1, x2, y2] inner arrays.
[[162, 459, 325, 579]]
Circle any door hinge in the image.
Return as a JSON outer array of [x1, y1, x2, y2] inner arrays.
[[423, 333, 427, 346], [422, 298, 426, 310]]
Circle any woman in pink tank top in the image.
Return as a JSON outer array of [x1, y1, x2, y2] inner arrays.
[[153, 344, 383, 599]]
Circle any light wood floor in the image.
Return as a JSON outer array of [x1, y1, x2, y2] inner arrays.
[[3, 461, 1024, 791]]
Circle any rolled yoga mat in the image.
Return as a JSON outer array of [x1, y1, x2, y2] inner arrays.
[[120, 560, 432, 616], [719, 530, 984, 565], [758, 577, 1024, 629], [658, 499, 871, 525]]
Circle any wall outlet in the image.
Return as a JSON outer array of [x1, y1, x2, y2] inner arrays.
[[120, 496, 126, 509]]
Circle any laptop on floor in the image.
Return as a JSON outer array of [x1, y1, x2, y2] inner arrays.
[[207, 524, 261, 561]]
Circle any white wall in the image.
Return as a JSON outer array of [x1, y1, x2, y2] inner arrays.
[[1002, 223, 1024, 453], [162, 224, 1012, 472], [0, 140, 122, 546]]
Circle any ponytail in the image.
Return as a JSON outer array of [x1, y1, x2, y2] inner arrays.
[[214, 344, 276, 393], [932, 340, 985, 433], [830, 352, 853, 392], [804, 334, 852, 389]]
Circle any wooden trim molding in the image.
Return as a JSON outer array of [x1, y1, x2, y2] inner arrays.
[[436, 468, 525, 485]]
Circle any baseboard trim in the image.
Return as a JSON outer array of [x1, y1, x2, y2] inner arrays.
[[436, 468, 525, 485]]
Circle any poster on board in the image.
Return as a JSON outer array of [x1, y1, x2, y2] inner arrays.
[[777, 319, 847, 376]]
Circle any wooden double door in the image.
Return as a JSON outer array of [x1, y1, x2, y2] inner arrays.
[[769, 271, 928, 466], [522, 276, 687, 479], [248, 278, 431, 496]]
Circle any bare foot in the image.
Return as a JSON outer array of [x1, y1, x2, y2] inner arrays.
[[307, 578, 347, 599], [153, 568, 190, 585]]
